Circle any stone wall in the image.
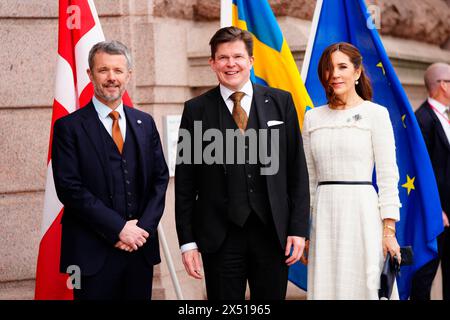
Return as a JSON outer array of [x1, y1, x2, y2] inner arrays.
[[154, 0, 450, 47], [0, 0, 449, 300]]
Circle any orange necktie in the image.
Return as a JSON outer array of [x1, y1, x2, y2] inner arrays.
[[109, 111, 124, 154], [230, 91, 248, 132]]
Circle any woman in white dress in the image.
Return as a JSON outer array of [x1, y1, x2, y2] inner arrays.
[[302, 42, 402, 300]]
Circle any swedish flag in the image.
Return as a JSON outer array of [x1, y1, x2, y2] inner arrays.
[[232, 0, 313, 128]]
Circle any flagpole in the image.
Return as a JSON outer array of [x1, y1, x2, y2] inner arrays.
[[220, 0, 233, 27], [300, 0, 323, 81], [157, 224, 184, 300]]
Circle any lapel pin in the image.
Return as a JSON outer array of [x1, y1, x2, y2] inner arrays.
[[137, 120, 142, 125]]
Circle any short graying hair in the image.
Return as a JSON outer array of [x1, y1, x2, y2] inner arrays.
[[88, 40, 132, 70]]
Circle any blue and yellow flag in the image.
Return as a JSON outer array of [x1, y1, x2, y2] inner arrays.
[[290, 0, 444, 299], [232, 0, 313, 128]]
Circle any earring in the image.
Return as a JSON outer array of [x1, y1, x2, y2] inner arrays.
[[355, 80, 359, 85]]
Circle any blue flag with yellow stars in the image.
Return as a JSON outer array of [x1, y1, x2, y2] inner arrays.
[[291, 0, 444, 299]]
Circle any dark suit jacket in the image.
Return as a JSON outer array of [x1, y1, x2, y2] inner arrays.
[[175, 84, 310, 253], [415, 100, 450, 215], [52, 101, 169, 276]]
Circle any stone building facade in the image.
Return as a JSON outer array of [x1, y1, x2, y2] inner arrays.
[[0, 0, 449, 299]]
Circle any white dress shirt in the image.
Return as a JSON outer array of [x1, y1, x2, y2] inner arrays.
[[428, 97, 450, 143], [179, 80, 254, 254], [92, 96, 126, 141], [220, 80, 253, 117]]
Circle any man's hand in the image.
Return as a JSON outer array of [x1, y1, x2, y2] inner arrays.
[[118, 219, 149, 250], [114, 240, 134, 252], [285, 236, 306, 266], [443, 211, 449, 228], [182, 249, 203, 279]]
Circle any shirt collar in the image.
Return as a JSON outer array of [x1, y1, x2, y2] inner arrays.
[[428, 97, 449, 112], [92, 96, 125, 120], [219, 80, 253, 102]]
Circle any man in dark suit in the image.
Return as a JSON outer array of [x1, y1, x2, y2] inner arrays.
[[413, 62, 450, 300], [52, 40, 169, 300], [175, 27, 310, 300]]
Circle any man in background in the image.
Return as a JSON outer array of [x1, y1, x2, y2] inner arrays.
[[413, 62, 450, 300]]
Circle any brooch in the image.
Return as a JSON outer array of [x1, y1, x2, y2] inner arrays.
[[347, 114, 362, 122]]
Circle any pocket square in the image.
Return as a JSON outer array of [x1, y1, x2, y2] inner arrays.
[[267, 120, 284, 127]]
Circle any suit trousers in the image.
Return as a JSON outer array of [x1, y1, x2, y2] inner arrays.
[[73, 248, 154, 300], [201, 213, 288, 300], [411, 227, 450, 300]]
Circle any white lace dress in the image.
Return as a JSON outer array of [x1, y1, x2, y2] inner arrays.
[[303, 101, 401, 300]]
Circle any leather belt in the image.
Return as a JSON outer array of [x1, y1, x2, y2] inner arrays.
[[318, 181, 372, 186]]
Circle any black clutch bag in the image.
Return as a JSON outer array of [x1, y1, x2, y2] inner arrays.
[[378, 252, 400, 299], [378, 246, 414, 300]]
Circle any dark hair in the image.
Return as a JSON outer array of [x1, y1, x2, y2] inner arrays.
[[209, 26, 253, 58], [317, 42, 372, 108], [88, 40, 132, 70]]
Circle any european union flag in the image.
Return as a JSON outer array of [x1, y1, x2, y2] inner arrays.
[[295, 0, 443, 299], [232, 0, 313, 129]]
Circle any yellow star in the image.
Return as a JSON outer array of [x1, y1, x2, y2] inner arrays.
[[377, 62, 386, 75], [401, 114, 407, 128], [402, 175, 415, 195]]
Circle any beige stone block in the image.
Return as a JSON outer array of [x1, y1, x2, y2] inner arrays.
[[403, 85, 427, 111], [0, 108, 50, 193], [0, 192, 43, 282], [95, 0, 125, 17], [135, 86, 155, 105], [0, 20, 57, 108], [153, 86, 191, 104], [135, 86, 191, 105], [188, 63, 216, 88], [154, 21, 190, 86], [278, 17, 310, 50], [132, 22, 156, 86], [187, 21, 218, 56], [0, 0, 57, 18], [129, 0, 153, 16], [0, 280, 35, 300], [383, 36, 450, 64]]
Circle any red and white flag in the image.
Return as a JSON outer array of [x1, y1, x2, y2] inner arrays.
[[35, 0, 131, 299]]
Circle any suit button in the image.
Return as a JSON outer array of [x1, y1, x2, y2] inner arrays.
[[122, 159, 127, 164], [128, 214, 133, 219], [124, 169, 128, 174], [247, 174, 252, 178], [127, 192, 132, 196], [128, 203, 132, 207], [249, 189, 254, 193], [109, 195, 113, 199], [126, 180, 130, 185]]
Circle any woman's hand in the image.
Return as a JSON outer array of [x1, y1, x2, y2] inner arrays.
[[382, 219, 401, 265], [300, 240, 309, 265]]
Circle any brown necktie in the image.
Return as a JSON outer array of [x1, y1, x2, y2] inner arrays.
[[109, 111, 123, 154], [230, 91, 248, 132]]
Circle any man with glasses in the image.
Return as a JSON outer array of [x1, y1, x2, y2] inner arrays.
[[413, 62, 450, 300]]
